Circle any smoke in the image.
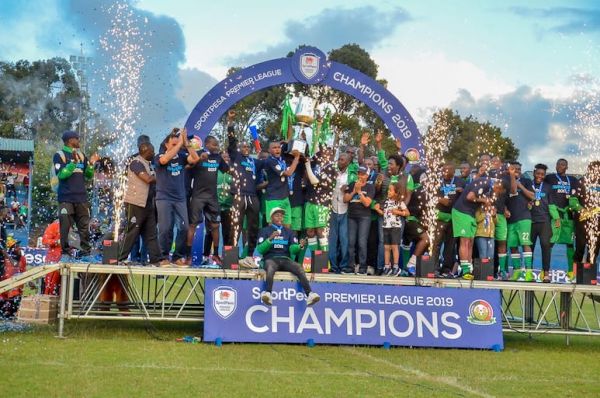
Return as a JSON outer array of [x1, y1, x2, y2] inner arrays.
[[0, 59, 80, 143], [58, 0, 188, 146]]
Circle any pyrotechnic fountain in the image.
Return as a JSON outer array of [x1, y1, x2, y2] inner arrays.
[[572, 77, 600, 264], [97, 1, 149, 239], [421, 111, 450, 250]]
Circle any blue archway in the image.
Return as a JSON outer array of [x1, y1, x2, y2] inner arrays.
[[184, 47, 422, 157]]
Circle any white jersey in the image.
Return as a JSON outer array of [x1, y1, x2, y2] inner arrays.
[[383, 199, 406, 228]]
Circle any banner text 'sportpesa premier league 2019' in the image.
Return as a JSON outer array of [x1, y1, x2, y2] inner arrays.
[[205, 279, 503, 349]]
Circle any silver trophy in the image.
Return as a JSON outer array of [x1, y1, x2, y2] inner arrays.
[[288, 95, 313, 155]]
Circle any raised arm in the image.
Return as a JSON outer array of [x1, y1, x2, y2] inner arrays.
[[282, 150, 301, 176], [159, 134, 184, 165], [358, 131, 369, 165]]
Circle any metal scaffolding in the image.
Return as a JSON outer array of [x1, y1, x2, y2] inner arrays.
[[3, 263, 599, 343]]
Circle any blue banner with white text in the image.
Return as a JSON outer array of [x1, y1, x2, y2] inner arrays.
[[204, 279, 504, 350]]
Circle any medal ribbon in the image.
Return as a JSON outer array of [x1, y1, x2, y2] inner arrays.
[[533, 181, 543, 201], [556, 173, 571, 194], [441, 177, 455, 196]]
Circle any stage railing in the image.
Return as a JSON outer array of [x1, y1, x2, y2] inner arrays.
[[53, 263, 600, 344], [3, 262, 597, 342]]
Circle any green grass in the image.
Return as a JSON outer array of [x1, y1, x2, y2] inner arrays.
[[1, 320, 600, 397]]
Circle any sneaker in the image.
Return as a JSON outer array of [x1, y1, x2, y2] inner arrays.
[[407, 265, 416, 276], [460, 264, 473, 277], [383, 267, 393, 276], [201, 256, 211, 266], [174, 258, 190, 268], [357, 268, 367, 275], [367, 266, 375, 276], [510, 269, 523, 281], [525, 269, 535, 282], [239, 257, 258, 269], [211, 255, 223, 267], [495, 271, 508, 281], [261, 291, 272, 305], [542, 271, 551, 283], [462, 273, 475, 280], [154, 259, 171, 268], [306, 292, 320, 306], [397, 269, 409, 277], [439, 271, 454, 279], [341, 267, 355, 274]]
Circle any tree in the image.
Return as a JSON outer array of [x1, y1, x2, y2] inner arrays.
[[0, 58, 114, 229], [0, 58, 82, 141], [426, 108, 520, 165]]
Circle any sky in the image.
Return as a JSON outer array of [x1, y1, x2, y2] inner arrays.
[[0, 0, 599, 171]]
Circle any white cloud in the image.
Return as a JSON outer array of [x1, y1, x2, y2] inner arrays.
[[176, 67, 219, 114], [373, 50, 514, 119], [0, 0, 80, 61]]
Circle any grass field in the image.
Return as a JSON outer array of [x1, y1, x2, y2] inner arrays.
[[1, 319, 599, 397]]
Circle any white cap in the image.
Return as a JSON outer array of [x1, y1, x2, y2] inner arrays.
[[269, 207, 286, 218]]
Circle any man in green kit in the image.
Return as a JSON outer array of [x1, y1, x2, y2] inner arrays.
[[545, 158, 582, 282]]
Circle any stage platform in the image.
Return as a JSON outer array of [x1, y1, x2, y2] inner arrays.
[[2, 263, 600, 343]]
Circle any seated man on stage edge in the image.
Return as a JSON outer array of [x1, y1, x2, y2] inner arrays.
[[257, 207, 320, 306]]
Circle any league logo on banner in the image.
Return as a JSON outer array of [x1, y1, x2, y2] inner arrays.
[[291, 46, 329, 85], [299, 53, 320, 79], [213, 286, 237, 319], [204, 279, 504, 350]]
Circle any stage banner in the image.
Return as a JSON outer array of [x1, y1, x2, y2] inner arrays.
[[204, 279, 503, 350], [22, 247, 48, 266]]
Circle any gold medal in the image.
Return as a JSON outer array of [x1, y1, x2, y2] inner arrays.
[[535, 200, 540, 206], [280, 177, 285, 182]]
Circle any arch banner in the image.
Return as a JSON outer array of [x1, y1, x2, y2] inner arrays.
[[185, 47, 422, 157]]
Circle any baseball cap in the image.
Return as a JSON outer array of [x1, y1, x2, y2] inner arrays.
[[269, 207, 286, 218], [62, 130, 79, 142], [358, 165, 370, 174]]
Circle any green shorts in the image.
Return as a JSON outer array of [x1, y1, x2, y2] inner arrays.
[[507, 219, 533, 248], [265, 198, 292, 225], [290, 205, 304, 231], [304, 202, 331, 229], [495, 213, 508, 241], [452, 209, 477, 238], [259, 196, 267, 228], [552, 217, 574, 245]]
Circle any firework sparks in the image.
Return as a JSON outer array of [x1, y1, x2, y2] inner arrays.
[[582, 164, 600, 264], [422, 111, 450, 247], [97, 1, 149, 240], [569, 74, 600, 262], [572, 78, 600, 167]]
